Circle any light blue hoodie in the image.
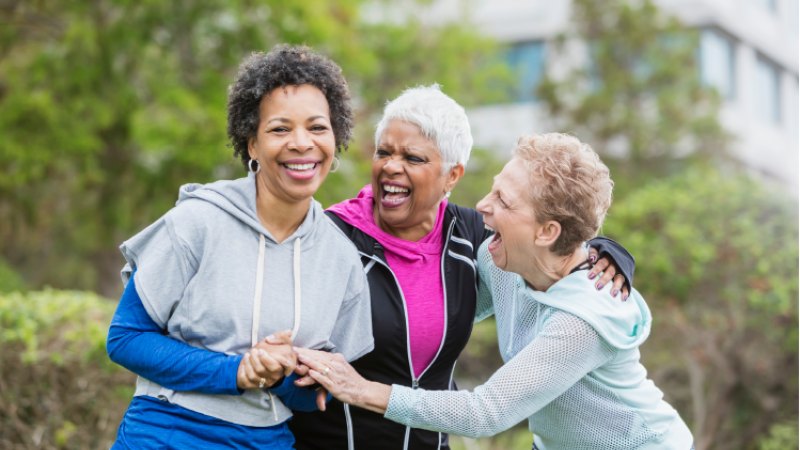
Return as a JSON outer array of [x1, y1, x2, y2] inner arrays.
[[385, 241, 693, 449]]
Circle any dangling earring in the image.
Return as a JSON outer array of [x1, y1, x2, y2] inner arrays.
[[248, 158, 261, 174], [330, 156, 340, 173], [445, 191, 451, 199]]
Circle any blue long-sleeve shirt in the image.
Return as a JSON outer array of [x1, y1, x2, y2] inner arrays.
[[107, 271, 322, 449]]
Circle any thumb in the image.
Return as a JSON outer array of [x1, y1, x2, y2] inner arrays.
[[317, 388, 329, 411]]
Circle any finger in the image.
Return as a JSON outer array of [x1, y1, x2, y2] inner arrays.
[[261, 351, 294, 377], [266, 330, 293, 346], [317, 388, 329, 411], [294, 364, 310, 377], [307, 369, 334, 391], [597, 265, 616, 292], [611, 274, 625, 299], [588, 258, 609, 281], [294, 375, 316, 386], [258, 352, 284, 376], [587, 247, 599, 264], [297, 353, 326, 373], [243, 353, 260, 384], [249, 349, 268, 375], [238, 360, 253, 389]]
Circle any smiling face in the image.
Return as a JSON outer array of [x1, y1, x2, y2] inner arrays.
[[476, 160, 544, 273], [247, 84, 336, 205], [371, 120, 462, 238]]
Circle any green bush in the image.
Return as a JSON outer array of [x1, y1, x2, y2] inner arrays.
[[603, 168, 798, 450], [0, 289, 135, 449]]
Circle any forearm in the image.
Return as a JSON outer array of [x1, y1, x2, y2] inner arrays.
[[353, 381, 392, 415], [108, 327, 242, 395], [107, 271, 242, 395]]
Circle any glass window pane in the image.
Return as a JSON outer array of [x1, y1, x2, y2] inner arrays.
[[755, 56, 781, 124], [506, 41, 547, 102], [699, 29, 736, 100]]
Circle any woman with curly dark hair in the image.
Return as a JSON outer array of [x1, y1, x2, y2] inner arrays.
[[105, 44, 373, 450]]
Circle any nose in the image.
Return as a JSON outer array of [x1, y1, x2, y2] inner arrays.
[[382, 155, 404, 175], [289, 129, 315, 152], [476, 194, 491, 214]]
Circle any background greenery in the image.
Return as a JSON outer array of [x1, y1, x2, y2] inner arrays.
[[0, 0, 796, 449]]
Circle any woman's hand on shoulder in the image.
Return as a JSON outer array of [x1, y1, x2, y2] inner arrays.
[[587, 248, 629, 301], [236, 330, 297, 390]]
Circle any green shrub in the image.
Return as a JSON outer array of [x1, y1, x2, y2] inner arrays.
[[0, 289, 135, 449], [603, 168, 798, 450], [0, 257, 25, 293]]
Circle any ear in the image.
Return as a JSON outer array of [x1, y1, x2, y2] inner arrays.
[[534, 220, 562, 248], [444, 163, 465, 193], [247, 136, 258, 161]]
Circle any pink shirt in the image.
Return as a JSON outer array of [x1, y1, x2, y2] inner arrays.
[[327, 185, 446, 378]]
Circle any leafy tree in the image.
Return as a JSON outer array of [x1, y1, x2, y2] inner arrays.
[[0, 0, 509, 295], [603, 167, 798, 450], [537, 0, 729, 189]]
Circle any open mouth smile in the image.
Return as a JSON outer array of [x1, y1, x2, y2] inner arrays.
[[380, 181, 411, 208], [280, 159, 321, 181], [487, 225, 503, 251]]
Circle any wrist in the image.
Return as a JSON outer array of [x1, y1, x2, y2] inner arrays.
[[360, 381, 391, 415]]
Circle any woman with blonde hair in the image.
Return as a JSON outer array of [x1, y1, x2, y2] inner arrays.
[[295, 133, 693, 449]]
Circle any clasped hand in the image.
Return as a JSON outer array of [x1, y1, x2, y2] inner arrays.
[[236, 330, 297, 389]]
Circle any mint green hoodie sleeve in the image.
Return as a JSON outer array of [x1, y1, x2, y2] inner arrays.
[[474, 240, 496, 323], [384, 310, 616, 439]]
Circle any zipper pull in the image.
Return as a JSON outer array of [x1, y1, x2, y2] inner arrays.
[[412, 379, 419, 389]]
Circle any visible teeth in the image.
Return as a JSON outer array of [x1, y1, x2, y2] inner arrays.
[[384, 185, 409, 193], [485, 224, 494, 232], [285, 163, 315, 171]]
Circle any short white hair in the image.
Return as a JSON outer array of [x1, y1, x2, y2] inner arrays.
[[374, 84, 473, 174]]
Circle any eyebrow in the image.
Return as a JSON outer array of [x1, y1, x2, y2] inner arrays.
[[266, 115, 329, 125]]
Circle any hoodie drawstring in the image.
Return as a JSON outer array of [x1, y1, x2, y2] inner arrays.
[[251, 234, 302, 422]]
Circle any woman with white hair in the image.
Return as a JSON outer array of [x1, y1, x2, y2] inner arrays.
[[286, 87, 634, 450], [295, 133, 693, 450]]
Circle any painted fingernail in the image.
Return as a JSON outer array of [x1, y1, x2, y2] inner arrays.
[[622, 293, 628, 302], [612, 289, 619, 297], [588, 273, 597, 280], [596, 283, 603, 290], [589, 255, 597, 263], [265, 334, 276, 343]]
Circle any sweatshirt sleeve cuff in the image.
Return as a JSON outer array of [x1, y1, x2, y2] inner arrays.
[[383, 384, 417, 426], [220, 354, 245, 396], [265, 372, 297, 396]]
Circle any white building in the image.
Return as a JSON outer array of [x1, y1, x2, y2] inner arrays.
[[459, 0, 799, 192]]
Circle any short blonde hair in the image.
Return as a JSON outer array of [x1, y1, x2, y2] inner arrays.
[[513, 133, 613, 255]]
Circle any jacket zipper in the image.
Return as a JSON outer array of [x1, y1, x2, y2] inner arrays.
[[360, 217, 457, 450]]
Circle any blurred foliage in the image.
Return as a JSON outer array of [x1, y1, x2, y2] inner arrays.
[[603, 167, 798, 450], [0, 289, 135, 449], [0, 256, 25, 293], [0, 0, 510, 296], [537, 0, 729, 186]]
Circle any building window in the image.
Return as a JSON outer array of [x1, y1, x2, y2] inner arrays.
[[754, 56, 781, 124], [754, 0, 777, 11], [699, 29, 736, 100], [506, 41, 546, 102]]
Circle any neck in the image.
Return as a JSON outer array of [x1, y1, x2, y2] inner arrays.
[[373, 200, 439, 242], [520, 246, 588, 292], [255, 176, 311, 243]]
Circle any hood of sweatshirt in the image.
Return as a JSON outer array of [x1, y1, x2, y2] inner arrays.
[[176, 172, 325, 251], [524, 272, 652, 350]]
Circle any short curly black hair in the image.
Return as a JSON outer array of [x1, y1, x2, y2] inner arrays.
[[226, 44, 354, 169]]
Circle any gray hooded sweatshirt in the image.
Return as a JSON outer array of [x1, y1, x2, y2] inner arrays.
[[119, 172, 374, 427]]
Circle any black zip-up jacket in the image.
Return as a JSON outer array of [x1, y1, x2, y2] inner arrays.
[[290, 204, 634, 450]]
